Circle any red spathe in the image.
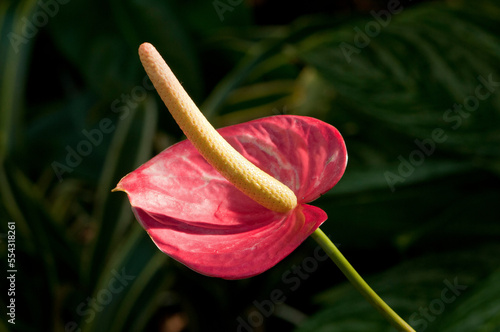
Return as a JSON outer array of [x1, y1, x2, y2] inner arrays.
[[116, 115, 347, 279]]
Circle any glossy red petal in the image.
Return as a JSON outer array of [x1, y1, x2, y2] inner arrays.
[[116, 115, 347, 279], [219, 115, 347, 203], [132, 204, 326, 279]]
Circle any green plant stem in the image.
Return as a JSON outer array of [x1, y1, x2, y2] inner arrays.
[[311, 228, 415, 332]]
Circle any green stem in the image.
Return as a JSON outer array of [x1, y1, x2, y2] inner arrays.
[[311, 228, 415, 332]]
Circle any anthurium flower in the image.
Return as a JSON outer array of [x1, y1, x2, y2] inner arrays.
[[114, 43, 347, 279]]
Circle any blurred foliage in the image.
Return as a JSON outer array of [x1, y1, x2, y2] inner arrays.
[[1, 0, 500, 331]]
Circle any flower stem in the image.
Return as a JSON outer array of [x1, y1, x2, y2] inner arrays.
[[311, 228, 415, 332]]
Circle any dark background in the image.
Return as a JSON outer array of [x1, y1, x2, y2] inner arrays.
[[1, 0, 500, 331]]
